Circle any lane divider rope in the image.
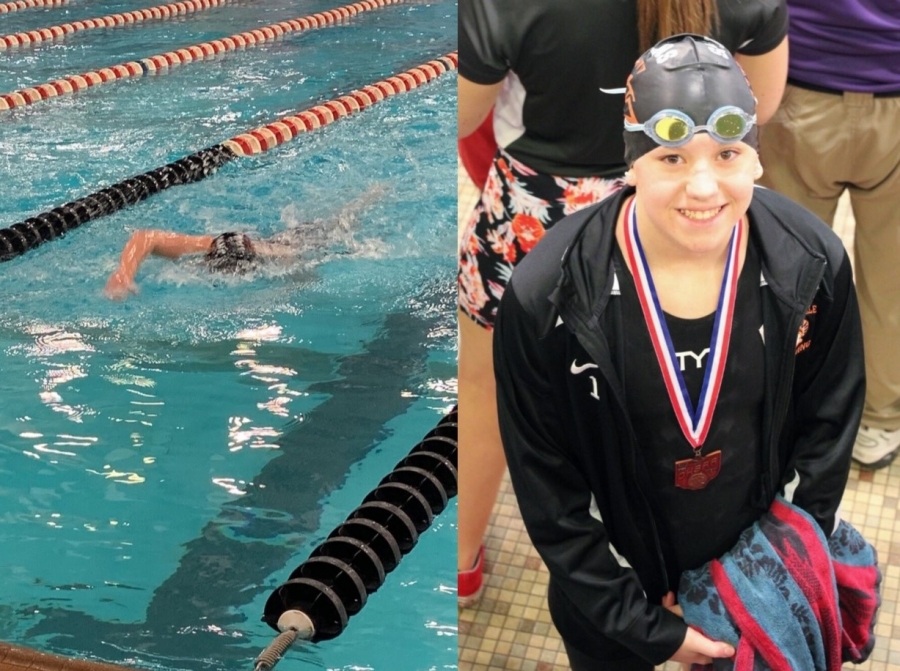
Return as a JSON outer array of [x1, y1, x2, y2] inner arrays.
[[0, 0, 66, 15], [0, 52, 457, 262], [223, 52, 457, 157], [255, 406, 457, 670], [0, 0, 402, 112], [0, 0, 232, 51]]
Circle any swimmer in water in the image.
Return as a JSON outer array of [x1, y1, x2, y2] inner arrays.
[[104, 185, 385, 300], [104, 230, 296, 299]]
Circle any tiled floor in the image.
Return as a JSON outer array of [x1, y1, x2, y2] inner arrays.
[[457, 161, 900, 671]]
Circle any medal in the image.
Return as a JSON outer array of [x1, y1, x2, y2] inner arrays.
[[622, 198, 741, 490], [675, 450, 722, 490]]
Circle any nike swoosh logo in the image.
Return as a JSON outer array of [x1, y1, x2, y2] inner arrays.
[[570, 360, 599, 375]]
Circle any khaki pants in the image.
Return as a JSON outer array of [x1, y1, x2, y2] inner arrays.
[[759, 84, 900, 431]]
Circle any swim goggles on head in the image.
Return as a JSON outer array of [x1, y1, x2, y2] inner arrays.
[[624, 106, 757, 147]]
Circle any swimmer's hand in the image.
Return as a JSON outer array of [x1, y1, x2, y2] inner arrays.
[[104, 269, 139, 300], [663, 591, 735, 667]]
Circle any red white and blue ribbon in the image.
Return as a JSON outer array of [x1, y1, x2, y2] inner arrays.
[[622, 197, 742, 449]]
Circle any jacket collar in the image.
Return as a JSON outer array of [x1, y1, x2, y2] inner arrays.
[[748, 187, 830, 309], [551, 186, 828, 328]]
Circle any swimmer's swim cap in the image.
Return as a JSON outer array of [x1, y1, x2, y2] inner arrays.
[[623, 34, 758, 165], [205, 232, 258, 274]]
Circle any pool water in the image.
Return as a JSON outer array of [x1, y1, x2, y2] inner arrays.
[[0, 1, 457, 669]]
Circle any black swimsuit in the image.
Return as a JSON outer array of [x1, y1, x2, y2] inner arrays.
[[615, 240, 765, 586]]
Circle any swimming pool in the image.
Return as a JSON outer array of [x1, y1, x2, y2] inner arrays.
[[0, 1, 458, 669]]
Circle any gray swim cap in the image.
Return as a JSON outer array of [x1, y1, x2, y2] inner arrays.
[[623, 34, 758, 165]]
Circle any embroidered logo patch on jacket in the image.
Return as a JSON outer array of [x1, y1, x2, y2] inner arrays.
[[796, 303, 817, 355]]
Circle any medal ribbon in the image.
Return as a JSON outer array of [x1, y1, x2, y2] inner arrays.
[[622, 198, 741, 449]]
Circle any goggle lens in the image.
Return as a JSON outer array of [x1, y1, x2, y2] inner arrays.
[[654, 117, 689, 143], [713, 112, 746, 139]]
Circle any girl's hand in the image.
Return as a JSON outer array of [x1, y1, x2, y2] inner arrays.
[[663, 592, 735, 666], [662, 591, 684, 617], [104, 269, 138, 300]]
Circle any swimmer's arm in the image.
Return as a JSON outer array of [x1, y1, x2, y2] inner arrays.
[[253, 241, 296, 258], [104, 229, 213, 300]]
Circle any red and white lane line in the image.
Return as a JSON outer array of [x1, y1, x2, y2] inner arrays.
[[138, 0, 401, 73], [0, 0, 67, 15], [0, 0, 231, 51], [222, 52, 458, 157], [0, 0, 404, 112]]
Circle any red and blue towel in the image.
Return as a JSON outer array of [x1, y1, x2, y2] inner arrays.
[[678, 497, 881, 670]]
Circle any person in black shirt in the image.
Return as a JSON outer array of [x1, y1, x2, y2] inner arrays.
[[493, 35, 864, 669]]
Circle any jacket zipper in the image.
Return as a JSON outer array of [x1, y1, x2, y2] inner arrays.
[[567, 311, 671, 594], [765, 265, 826, 501]]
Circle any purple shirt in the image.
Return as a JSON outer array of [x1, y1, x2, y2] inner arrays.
[[787, 0, 900, 92]]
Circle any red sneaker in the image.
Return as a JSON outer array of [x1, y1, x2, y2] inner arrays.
[[458, 545, 485, 608]]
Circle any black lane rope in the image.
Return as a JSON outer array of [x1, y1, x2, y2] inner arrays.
[[0, 52, 457, 263], [254, 406, 457, 671], [0, 145, 234, 262]]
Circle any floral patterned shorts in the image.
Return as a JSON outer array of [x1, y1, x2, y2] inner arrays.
[[458, 148, 624, 330]]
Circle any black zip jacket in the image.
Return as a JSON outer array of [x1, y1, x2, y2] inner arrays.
[[493, 186, 865, 664]]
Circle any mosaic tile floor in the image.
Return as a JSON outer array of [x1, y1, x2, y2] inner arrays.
[[458, 161, 898, 670]]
